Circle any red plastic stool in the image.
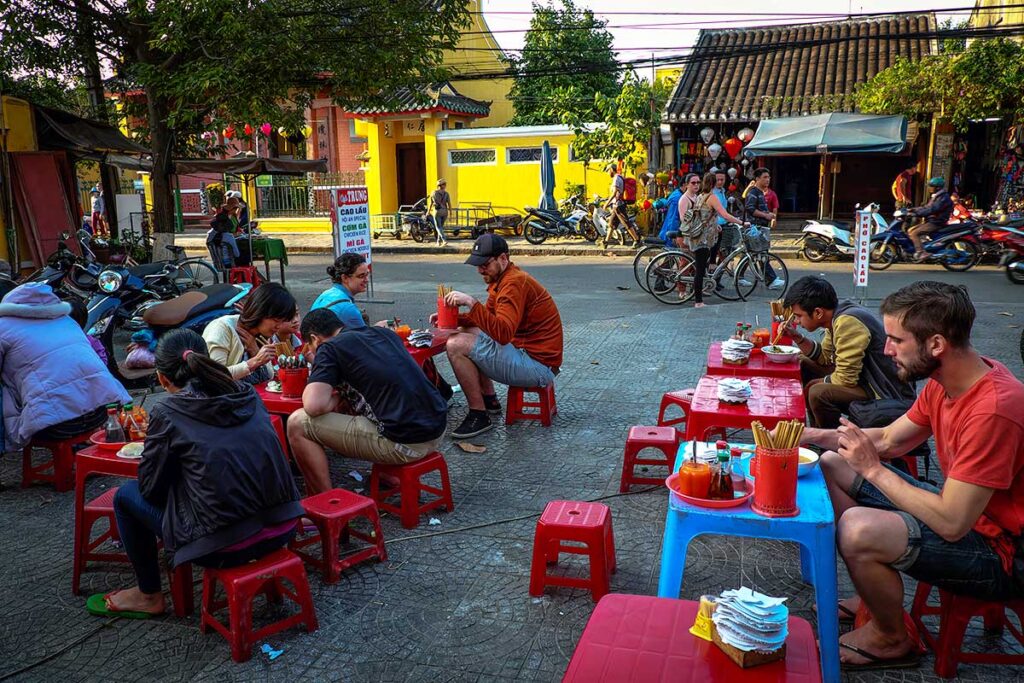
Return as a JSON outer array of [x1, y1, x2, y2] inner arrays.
[[911, 582, 1024, 678], [22, 431, 93, 492], [620, 426, 680, 492], [370, 452, 454, 529], [529, 500, 616, 601], [228, 266, 264, 286], [200, 548, 318, 662], [73, 486, 127, 594], [290, 488, 387, 583], [506, 384, 557, 427], [656, 389, 727, 440]]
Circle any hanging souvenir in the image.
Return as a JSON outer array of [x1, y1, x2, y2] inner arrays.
[[727, 167, 738, 179], [302, 125, 313, 139], [723, 137, 743, 160], [707, 143, 722, 159], [260, 122, 273, 136], [700, 127, 715, 144], [223, 125, 235, 139], [737, 127, 755, 143], [741, 159, 750, 167]]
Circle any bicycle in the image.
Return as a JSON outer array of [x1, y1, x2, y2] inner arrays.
[[633, 240, 668, 292]]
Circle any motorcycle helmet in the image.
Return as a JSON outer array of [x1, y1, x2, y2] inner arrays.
[[927, 177, 945, 188]]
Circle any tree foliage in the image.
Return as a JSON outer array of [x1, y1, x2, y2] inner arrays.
[[508, 0, 619, 126], [856, 38, 1024, 130], [0, 0, 468, 233], [554, 70, 668, 172]]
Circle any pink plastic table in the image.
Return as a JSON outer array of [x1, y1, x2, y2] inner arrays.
[[563, 594, 822, 682], [706, 343, 802, 382], [684, 375, 805, 440]]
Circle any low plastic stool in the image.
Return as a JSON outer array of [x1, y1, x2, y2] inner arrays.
[[290, 488, 387, 583], [529, 500, 616, 601], [200, 548, 318, 662], [911, 582, 1024, 678], [370, 452, 454, 529], [22, 431, 93, 492], [228, 266, 263, 286], [73, 486, 127, 594], [506, 384, 557, 427], [620, 426, 680, 492], [656, 389, 727, 441]]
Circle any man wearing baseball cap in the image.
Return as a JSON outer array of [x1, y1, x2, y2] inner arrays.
[[907, 177, 953, 262], [437, 233, 563, 438]]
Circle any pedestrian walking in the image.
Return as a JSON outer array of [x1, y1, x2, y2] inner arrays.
[[428, 179, 451, 246], [743, 168, 785, 289]]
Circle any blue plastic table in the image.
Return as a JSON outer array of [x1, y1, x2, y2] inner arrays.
[[657, 443, 839, 683]]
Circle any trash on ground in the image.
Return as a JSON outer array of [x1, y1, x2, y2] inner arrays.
[[428, 517, 442, 526], [457, 442, 487, 453], [348, 470, 363, 482]]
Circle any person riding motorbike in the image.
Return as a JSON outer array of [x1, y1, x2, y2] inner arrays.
[[907, 177, 953, 261]]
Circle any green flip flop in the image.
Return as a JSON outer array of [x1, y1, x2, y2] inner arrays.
[[86, 592, 159, 620]]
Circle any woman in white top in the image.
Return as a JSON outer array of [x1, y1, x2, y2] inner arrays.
[[202, 283, 298, 383]]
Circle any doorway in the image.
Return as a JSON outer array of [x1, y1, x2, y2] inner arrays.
[[396, 143, 426, 208], [771, 157, 820, 215]]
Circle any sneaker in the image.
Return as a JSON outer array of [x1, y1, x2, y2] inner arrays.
[[738, 278, 753, 287], [483, 394, 503, 415], [767, 278, 786, 290], [451, 411, 493, 439]]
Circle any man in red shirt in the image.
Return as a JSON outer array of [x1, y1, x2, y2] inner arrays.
[[800, 281, 1024, 671], [438, 234, 563, 439]]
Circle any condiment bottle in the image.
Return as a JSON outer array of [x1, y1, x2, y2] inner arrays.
[[678, 441, 711, 498], [730, 447, 746, 493], [104, 406, 126, 443], [120, 402, 133, 429], [708, 450, 735, 500], [124, 410, 142, 441], [734, 322, 743, 340]]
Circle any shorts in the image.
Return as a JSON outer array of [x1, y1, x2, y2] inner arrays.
[[300, 412, 440, 465], [850, 464, 1022, 601], [469, 331, 556, 388]]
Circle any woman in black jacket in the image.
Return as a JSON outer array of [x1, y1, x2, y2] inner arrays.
[[87, 329, 304, 618]]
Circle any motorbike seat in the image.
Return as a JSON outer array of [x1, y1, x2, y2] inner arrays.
[[129, 262, 171, 278], [165, 245, 187, 257], [143, 283, 240, 327], [529, 207, 563, 220]]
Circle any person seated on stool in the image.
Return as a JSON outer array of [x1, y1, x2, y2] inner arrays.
[[88, 330, 303, 618], [783, 276, 914, 429], [0, 282, 128, 452], [203, 283, 297, 385], [436, 234, 563, 439], [310, 252, 386, 329], [795, 282, 1024, 671], [287, 309, 447, 495]]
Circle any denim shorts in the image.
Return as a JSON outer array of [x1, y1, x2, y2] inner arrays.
[[850, 464, 1022, 601], [468, 332, 556, 388]]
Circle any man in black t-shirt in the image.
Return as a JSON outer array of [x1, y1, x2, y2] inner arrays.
[[286, 309, 448, 494]]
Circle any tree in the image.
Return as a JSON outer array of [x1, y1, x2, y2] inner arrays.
[[856, 38, 1024, 130], [555, 70, 668, 173], [508, 0, 619, 126], [1, 0, 467, 240]]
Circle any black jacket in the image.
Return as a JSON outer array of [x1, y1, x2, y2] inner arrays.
[[914, 189, 953, 224], [138, 382, 303, 567]]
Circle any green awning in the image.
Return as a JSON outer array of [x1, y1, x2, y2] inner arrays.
[[744, 113, 908, 156]]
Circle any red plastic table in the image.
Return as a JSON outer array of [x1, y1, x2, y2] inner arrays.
[[706, 343, 802, 382], [405, 328, 452, 368], [685, 375, 805, 440], [255, 383, 304, 416], [563, 594, 822, 682]]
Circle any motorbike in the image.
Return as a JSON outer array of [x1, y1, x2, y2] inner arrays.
[[800, 203, 887, 262], [522, 196, 599, 245], [88, 282, 251, 389], [868, 208, 982, 272], [589, 195, 640, 247], [399, 199, 438, 243], [994, 225, 1024, 285]]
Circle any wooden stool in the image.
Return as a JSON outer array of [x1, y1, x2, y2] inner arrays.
[[370, 452, 454, 529], [620, 426, 680, 492], [22, 431, 93, 492], [290, 488, 387, 583], [529, 500, 616, 601], [506, 384, 557, 427]]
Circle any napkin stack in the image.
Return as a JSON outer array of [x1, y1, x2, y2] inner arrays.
[[407, 330, 434, 348], [711, 587, 789, 654], [721, 338, 754, 364], [717, 377, 752, 404]]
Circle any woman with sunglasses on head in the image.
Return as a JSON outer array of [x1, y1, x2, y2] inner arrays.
[[87, 329, 302, 618], [677, 173, 746, 308]]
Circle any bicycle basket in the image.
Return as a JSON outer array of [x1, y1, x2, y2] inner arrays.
[[743, 227, 770, 253]]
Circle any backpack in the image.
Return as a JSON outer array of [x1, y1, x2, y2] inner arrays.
[[622, 177, 637, 203], [679, 194, 709, 239]]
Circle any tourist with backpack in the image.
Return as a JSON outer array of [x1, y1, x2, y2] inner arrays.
[[602, 165, 640, 248]]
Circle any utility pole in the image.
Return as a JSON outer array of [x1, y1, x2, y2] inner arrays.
[[649, 53, 658, 174]]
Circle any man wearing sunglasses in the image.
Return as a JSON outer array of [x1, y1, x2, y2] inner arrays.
[[436, 234, 563, 438]]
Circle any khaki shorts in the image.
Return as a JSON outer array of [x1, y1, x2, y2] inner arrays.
[[301, 412, 441, 465]]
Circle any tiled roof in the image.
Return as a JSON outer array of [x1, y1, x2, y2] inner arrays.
[[348, 82, 490, 118], [666, 14, 937, 121]]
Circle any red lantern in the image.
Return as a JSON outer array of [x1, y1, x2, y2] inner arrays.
[[728, 183, 738, 192], [642, 199, 652, 210], [723, 137, 743, 160], [223, 125, 235, 139], [243, 123, 253, 136], [260, 122, 273, 136]]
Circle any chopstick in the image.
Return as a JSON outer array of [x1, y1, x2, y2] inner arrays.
[[771, 314, 794, 346], [751, 419, 805, 449], [437, 284, 452, 298]]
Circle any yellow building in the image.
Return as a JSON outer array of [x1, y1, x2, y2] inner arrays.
[[1, 96, 39, 266]]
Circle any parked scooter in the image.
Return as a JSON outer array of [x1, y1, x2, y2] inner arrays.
[[800, 203, 887, 262], [522, 197, 599, 245], [589, 195, 640, 247], [994, 225, 1024, 285], [399, 198, 439, 243], [868, 208, 981, 272], [88, 282, 251, 389]]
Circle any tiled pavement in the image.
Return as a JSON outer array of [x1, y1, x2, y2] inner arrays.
[[2, 256, 1023, 682]]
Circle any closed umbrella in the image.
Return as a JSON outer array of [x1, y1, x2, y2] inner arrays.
[[538, 140, 557, 212]]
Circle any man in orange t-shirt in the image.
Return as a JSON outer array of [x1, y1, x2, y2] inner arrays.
[[437, 234, 563, 439], [799, 281, 1024, 671]]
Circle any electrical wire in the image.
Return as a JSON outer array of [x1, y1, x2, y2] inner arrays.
[[0, 618, 121, 681]]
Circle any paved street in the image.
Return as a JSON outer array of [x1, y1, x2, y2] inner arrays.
[[1, 253, 1022, 682]]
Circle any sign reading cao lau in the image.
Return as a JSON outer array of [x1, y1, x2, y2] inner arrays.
[[330, 187, 371, 263]]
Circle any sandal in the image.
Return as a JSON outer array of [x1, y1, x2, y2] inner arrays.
[[86, 591, 161, 619], [839, 642, 920, 671]]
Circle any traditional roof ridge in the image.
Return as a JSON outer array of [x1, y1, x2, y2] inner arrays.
[[347, 81, 491, 118]]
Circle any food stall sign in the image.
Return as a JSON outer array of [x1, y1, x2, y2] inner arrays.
[[853, 209, 871, 299], [332, 187, 371, 264]]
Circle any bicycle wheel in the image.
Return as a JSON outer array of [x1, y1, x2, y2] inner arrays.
[[173, 258, 219, 291], [711, 249, 746, 301], [645, 251, 695, 305], [633, 244, 665, 292], [734, 253, 789, 301]]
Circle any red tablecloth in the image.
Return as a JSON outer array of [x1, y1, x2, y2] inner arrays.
[[706, 342, 802, 381], [685, 375, 806, 440], [564, 594, 822, 682]]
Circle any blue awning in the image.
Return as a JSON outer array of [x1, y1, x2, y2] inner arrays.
[[744, 113, 908, 156]]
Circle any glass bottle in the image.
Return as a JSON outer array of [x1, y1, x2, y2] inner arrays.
[[709, 451, 735, 500], [734, 322, 743, 340], [104, 406, 126, 443], [730, 447, 746, 493]]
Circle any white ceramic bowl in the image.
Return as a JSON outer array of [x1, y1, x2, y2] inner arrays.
[[797, 447, 820, 477], [762, 345, 801, 364]]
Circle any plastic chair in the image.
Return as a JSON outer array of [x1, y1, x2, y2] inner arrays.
[[529, 500, 616, 601], [506, 384, 557, 427], [656, 454, 839, 683]]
